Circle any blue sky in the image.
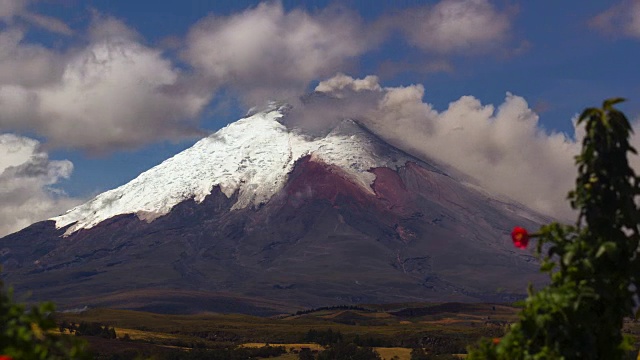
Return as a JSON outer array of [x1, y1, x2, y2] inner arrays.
[[0, 0, 639, 235]]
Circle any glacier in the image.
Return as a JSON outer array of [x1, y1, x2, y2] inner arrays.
[[52, 108, 412, 235]]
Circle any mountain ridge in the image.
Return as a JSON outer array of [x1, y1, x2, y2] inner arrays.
[[1, 106, 548, 313]]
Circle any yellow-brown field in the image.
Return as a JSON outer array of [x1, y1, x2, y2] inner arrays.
[[54, 303, 640, 359]]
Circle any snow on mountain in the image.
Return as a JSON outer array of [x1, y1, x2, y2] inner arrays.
[[52, 107, 414, 235]]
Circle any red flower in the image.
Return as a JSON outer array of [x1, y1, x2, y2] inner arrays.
[[511, 226, 529, 249], [492, 337, 501, 345], [0, 356, 13, 360]]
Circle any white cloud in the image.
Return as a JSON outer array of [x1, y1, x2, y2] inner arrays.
[[393, 0, 512, 53], [183, 1, 375, 105], [0, 20, 211, 152], [0, 133, 80, 236], [21, 11, 73, 35], [591, 0, 640, 38], [0, 0, 72, 35], [313, 74, 581, 219], [314, 73, 382, 94], [181, 0, 518, 107], [36, 39, 209, 151], [87, 12, 140, 42], [0, 29, 64, 87], [0, 0, 28, 20]]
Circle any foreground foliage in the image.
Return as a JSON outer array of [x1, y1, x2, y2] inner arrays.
[[469, 99, 640, 359], [0, 275, 88, 359]]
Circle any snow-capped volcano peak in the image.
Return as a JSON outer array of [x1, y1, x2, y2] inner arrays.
[[52, 108, 413, 235]]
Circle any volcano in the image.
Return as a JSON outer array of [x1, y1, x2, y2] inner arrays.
[[0, 104, 548, 314]]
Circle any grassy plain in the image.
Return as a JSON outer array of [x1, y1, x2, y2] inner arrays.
[[55, 302, 515, 358], [55, 302, 640, 359]]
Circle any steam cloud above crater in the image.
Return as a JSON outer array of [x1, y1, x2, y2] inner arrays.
[[284, 74, 631, 221]]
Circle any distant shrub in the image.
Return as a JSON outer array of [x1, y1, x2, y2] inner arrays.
[[73, 322, 117, 339], [304, 329, 343, 346], [316, 342, 381, 360], [160, 344, 285, 360], [411, 348, 460, 360], [294, 305, 375, 316], [298, 348, 315, 360], [353, 335, 387, 347]]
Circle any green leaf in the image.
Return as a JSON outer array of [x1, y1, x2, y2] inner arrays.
[[596, 242, 617, 258], [562, 250, 575, 266], [577, 108, 598, 124], [603, 97, 626, 109], [540, 261, 555, 272]]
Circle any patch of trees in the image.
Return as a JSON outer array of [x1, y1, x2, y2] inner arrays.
[[391, 303, 468, 317], [304, 329, 343, 346], [187, 330, 240, 342], [410, 348, 459, 360], [160, 345, 287, 360], [59, 320, 117, 339], [305, 329, 405, 348], [418, 335, 468, 355], [352, 334, 388, 347], [294, 305, 374, 316], [316, 342, 381, 360], [87, 344, 287, 360], [297, 341, 381, 360], [299, 329, 384, 359]]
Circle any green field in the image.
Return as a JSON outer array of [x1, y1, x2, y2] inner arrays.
[[55, 302, 640, 359]]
